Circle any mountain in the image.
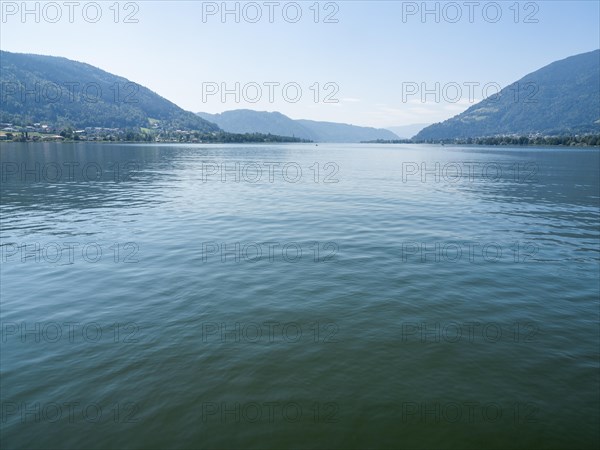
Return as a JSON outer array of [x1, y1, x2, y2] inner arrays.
[[0, 51, 219, 132], [197, 109, 399, 142], [387, 123, 431, 139], [295, 119, 399, 143], [416, 50, 600, 140], [196, 110, 315, 139]]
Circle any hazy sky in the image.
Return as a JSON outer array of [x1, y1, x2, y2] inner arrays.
[[1, 1, 599, 128]]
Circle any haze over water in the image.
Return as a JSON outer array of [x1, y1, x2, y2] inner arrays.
[[1, 143, 599, 449]]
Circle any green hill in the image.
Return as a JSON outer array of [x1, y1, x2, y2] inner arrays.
[[0, 51, 219, 132], [415, 50, 600, 140]]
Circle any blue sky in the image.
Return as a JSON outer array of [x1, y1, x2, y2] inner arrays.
[[1, 1, 599, 128]]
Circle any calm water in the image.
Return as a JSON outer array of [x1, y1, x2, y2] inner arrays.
[[1, 142, 599, 449]]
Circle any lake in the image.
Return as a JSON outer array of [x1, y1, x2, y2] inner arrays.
[[1, 142, 598, 449]]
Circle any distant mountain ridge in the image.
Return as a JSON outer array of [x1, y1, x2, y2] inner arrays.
[[197, 109, 399, 142], [416, 50, 600, 140], [0, 51, 219, 132]]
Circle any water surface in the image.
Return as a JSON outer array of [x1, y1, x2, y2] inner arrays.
[[1, 142, 599, 449]]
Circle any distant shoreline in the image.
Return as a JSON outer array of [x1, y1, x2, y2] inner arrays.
[[361, 135, 600, 147], [0, 140, 310, 145], [2, 141, 599, 147], [0, 132, 312, 145]]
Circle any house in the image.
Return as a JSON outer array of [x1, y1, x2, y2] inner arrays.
[[41, 135, 65, 141]]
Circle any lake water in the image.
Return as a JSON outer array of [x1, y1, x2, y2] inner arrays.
[[1, 142, 599, 449]]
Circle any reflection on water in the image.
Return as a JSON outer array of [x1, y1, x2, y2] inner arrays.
[[1, 142, 599, 449]]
